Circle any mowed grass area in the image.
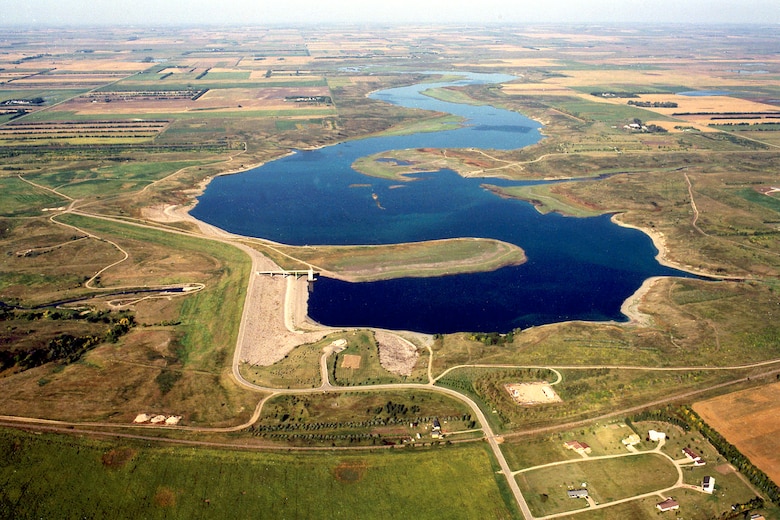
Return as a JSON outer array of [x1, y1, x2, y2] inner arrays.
[[25, 159, 210, 198], [516, 453, 678, 517], [501, 422, 646, 470], [241, 339, 326, 389], [0, 428, 517, 520], [328, 330, 422, 386], [0, 176, 67, 217]]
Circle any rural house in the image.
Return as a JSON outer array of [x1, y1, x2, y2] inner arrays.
[[656, 498, 680, 512], [563, 440, 592, 454], [683, 447, 705, 465]]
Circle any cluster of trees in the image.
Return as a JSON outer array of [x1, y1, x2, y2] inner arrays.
[[370, 400, 422, 417], [0, 307, 135, 372], [468, 329, 520, 346]]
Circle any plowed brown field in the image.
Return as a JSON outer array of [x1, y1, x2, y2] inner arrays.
[[693, 382, 780, 485]]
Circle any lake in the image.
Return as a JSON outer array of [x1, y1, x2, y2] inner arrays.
[[192, 72, 692, 333]]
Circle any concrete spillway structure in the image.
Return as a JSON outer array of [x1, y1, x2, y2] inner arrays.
[[256, 267, 317, 281]]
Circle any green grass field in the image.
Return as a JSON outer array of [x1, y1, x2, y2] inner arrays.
[[0, 427, 517, 520], [0, 176, 66, 217], [517, 453, 678, 516]]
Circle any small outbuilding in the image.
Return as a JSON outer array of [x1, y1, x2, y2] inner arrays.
[[702, 476, 715, 494], [567, 489, 589, 499]]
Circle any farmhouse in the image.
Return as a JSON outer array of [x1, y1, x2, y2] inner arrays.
[[567, 489, 589, 499], [702, 476, 715, 494], [563, 440, 592, 454], [656, 498, 680, 512], [683, 447, 705, 465]]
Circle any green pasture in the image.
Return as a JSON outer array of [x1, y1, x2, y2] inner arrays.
[[241, 339, 328, 389], [373, 113, 464, 137], [0, 176, 67, 217], [0, 89, 86, 105], [435, 360, 747, 433], [329, 331, 412, 386], [483, 184, 603, 217], [502, 422, 647, 471], [737, 187, 780, 214], [0, 428, 516, 520], [26, 159, 207, 198], [552, 97, 677, 125], [516, 453, 678, 517]]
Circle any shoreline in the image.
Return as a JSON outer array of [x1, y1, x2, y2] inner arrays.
[[154, 73, 711, 346]]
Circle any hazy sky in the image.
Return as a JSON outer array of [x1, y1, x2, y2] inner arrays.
[[2, 0, 779, 26]]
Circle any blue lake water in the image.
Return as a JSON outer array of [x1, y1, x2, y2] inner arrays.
[[192, 72, 693, 334]]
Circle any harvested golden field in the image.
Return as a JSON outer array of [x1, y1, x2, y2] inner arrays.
[[693, 382, 780, 485], [459, 58, 564, 68], [40, 59, 151, 73], [598, 93, 780, 127]]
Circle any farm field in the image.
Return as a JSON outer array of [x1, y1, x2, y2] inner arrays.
[[1, 22, 780, 520], [0, 427, 515, 520], [694, 382, 780, 486]]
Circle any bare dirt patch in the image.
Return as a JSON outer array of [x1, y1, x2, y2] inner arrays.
[[374, 330, 419, 377], [154, 487, 177, 508], [341, 354, 362, 369], [333, 461, 367, 483], [101, 447, 136, 469], [504, 382, 562, 405], [715, 463, 735, 475], [693, 381, 780, 485]]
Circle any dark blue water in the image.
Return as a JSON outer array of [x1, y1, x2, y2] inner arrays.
[[192, 72, 692, 333]]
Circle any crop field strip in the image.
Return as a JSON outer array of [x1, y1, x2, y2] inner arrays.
[[0, 119, 170, 138]]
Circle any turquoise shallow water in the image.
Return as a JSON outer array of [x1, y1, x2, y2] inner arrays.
[[192, 72, 694, 333]]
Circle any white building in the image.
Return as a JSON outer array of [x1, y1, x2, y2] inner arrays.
[[648, 430, 666, 442]]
